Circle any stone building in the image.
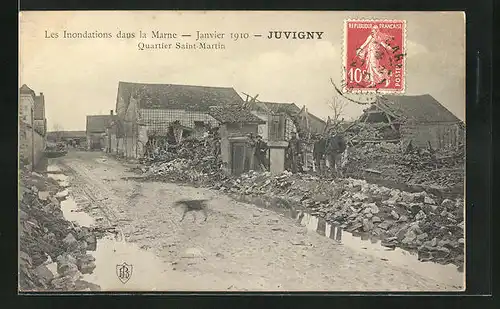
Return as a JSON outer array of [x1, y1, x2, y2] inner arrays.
[[19, 84, 47, 168], [108, 81, 245, 158]]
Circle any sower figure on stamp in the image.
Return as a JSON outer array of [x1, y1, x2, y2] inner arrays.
[[325, 132, 347, 178], [355, 25, 395, 88]]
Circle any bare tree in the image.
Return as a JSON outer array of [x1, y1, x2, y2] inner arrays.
[[52, 123, 64, 142], [326, 96, 348, 123]]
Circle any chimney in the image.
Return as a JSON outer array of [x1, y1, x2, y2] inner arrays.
[[110, 110, 114, 115], [40, 92, 44, 96]]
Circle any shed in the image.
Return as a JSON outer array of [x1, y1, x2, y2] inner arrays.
[[360, 94, 464, 149]]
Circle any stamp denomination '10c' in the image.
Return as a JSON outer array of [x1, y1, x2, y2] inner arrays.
[[343, 20, 406, 94]]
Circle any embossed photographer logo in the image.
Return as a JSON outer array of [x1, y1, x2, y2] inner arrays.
[[116, 262, 133, 284]]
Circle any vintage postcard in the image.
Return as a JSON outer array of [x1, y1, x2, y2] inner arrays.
[[18, 11, 465, 292]]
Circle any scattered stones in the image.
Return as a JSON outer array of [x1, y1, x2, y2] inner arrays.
[[62, 233, 78, 250], [390, 210, 400, 220], [417, 233, 428, 241], [378, 221, 392, 230], [56, 190, 69, 199], [398, 215, 408, 222], [371, 216, 382, 223], [415, 210, 427, 221], [369, 204, 380, 214], [362, 219, 374, 232], [441, 199, 454, 209], [424, 196, 435, 204], [458, 238, 464, 244], [38, 191, 50, 201], [75, 254, 96, 274]]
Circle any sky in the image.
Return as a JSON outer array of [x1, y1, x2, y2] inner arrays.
[[19, 11, 465, 131]]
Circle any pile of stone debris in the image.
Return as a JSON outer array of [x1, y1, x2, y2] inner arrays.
[[19, 170, 100, 291], [344, 142, 465, 190], [214, 171, 465, 268]]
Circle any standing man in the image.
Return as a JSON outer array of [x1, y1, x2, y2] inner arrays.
[[313, 134, 327, 175], [254, 135, 268, 171], [287, 132, 302, 173], [325, 132, 347, 178]]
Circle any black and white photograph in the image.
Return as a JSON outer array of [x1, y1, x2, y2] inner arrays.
[[18, 11, 465, 292]]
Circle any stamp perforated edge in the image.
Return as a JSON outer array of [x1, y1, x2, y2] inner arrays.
[[341, 19, 407, 95]]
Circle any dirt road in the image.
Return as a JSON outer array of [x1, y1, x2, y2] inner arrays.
[[52, 151, 455, 291]]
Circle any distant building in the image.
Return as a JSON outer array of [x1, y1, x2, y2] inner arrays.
[[86, 114, 114, 150], [359, 94, 465, 149], [47, 130, 87, 145]]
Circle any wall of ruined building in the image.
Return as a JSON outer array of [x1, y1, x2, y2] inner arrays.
[[138, 109, 219, 135], [33, 119, 46, 136], [19, 123, 46, 168], [401, 122, 464, 149]]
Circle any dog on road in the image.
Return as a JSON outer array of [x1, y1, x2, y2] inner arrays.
[[173, 199, 210, 222]]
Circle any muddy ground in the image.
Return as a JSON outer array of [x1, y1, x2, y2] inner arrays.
[[41, 151, 464, 291]]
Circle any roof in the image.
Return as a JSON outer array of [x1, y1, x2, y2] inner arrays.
[[86, 115, 113, 133], [207, 105, 266, 124], [254, 101, 301, 114], [377, 94, 462, 123], [20, 84, 35, 97], [116, 81, 244, 112], [253, 101, 326, 127], [34, 94, 45, 120]]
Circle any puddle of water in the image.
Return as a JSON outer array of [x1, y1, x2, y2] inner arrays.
[[46, 167, 206, 291], [47, 165, 62, 172], [47, 173, 68, 182], [297, 211, 464, 289], [60, 196, 96, 227]]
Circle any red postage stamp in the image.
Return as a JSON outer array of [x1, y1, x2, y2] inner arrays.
[[343, 19, 406, 93]]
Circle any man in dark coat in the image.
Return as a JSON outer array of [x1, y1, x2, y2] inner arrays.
[[254, 135, 269, 171], [287, 132, 303, 173], [325, 133, 347, 177], [313, 134, 327, 175]]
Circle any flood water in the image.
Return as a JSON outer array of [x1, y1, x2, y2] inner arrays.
[[296, 211, 464, 289], [45, 164, 199, 291]]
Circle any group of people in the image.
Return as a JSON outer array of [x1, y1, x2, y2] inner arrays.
[[312, 132, 347, 177], [285, 131, 347, 178]]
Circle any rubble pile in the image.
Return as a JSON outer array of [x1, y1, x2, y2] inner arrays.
[[344, 142, 465, 190], [140, 135, 464, 268], [19, 170, 100, 291], [142, 137, 227, 184], [212, 171, 465, 267]]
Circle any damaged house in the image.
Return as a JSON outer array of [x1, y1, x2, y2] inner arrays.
[[359, 94, 465, 149], [107, 81, 245, 158], [207, 105, 266, 175], [249, 101, 326, 141]]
